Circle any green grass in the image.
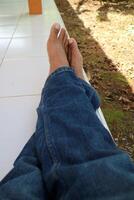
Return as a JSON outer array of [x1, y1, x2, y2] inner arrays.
[[102, 107, 125, 124], [100, 71, 128, 86]]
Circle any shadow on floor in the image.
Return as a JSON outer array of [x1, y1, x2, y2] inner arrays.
[[55, 0, 134, 158]]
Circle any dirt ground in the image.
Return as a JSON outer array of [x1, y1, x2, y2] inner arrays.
[[55, 0, 134, 159]]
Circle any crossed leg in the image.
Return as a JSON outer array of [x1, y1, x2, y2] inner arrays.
[[0, 23, 134, 200]]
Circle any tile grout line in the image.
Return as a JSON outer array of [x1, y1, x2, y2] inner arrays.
[[0, 13, 22, 67], [0, 93, 41, 100]]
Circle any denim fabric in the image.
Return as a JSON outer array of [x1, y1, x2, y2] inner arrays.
[[0, 66, 134, 200]]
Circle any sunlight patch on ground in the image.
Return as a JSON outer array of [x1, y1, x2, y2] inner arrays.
[[67, 0, 134, 89]]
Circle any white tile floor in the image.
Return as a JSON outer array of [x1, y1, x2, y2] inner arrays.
[[0, 39, 10, 64], [6, 37, 48, 58], [0, 95, 40, 180], [0, 57, 48, 97], [0, 0, 110, 181]]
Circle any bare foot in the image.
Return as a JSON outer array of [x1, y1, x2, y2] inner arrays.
[[47, 23, 69, 74], [68, 38, 84, 80]]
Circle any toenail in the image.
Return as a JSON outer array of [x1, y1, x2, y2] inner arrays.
[[54, 23, 60, 30], [69, 38, 74, 44]]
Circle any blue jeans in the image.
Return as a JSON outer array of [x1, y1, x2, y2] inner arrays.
[[0, 67, 134, 199]]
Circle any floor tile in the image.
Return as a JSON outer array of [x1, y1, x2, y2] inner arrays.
[[0, 38, 10, 61], [18, 13, 63, 26], [0, 57, 49, 97], [13, 23, 50, 38], [0, 95, 40, 180], [6, 37, 47, 59], [14, 12, 64, 37], [0, 16, 19, 26], [14, 14, 64, 38], [0, 26, 15, 38], [43, 0, 58, 10], [0, 1, 26, 16], [0, 0, 26, 3], [0, 58, 3, 66], [0, 4, 23, 16]]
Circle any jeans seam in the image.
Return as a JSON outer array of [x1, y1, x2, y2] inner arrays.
[[45, 114, 60, 164]]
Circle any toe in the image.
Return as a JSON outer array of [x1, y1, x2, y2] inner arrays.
[[68, 38, 74, 64], [69, 38, 77, 49], [58, 28, 66, 41], [69, 38, 82, 59], [49, 23, 60, 40], [65, 39, 69, 55], [63, 32, 67, 46], [63, 33, 68, 50]]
